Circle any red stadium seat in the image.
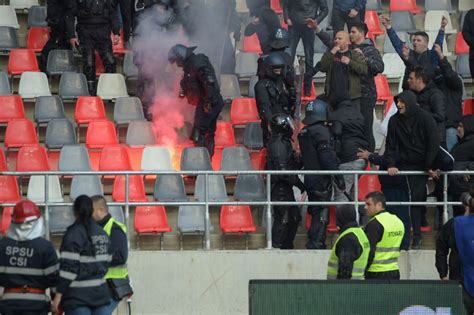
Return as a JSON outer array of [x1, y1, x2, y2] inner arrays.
[[464, 99, 473, 115], [280, 16, 288, 30], [358, 174, 382, 201], [95, 52, 105, 76], [112, 175, 147, 202], [75, 96, 106, 124], [0, 177, 20, 203], [374, 74, 392, 103], [365, 11, 384, 37], [215, 122, 236, 148], [0, 96, 25, 123], [86, 120, 118, 149], [1, 207, 13, 235], [27, 27, 49, 52], [270, 0, 283, 13], [389, 0, 420, 13], [242, 34, 262, 54], [212, 148, 223, 171], [112, 29, 127, 55], [8, 49, 40, 76], [99, 145, 132, 171], [134, 205, 172, 234], [455, 32, 469, 55], [0, 150, 7, 171], [127, 146, 144, 171], [5, 119, 38, 149], [305, 205, 338, 233], [301, 82, 317, 102], [220, 205, 256, 233], [250, 148, 266, 170], [230, 98, 260, 125], [16, 145, 50, 171]]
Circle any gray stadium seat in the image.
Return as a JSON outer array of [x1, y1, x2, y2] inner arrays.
[[10, 0, 39, 10], [459, 0, 471, 12], [234, 174, 266, 201], [123, 51, 138, 78], [97, 74, 128, 100], [383, 32, 410, 54], [457, 54, 471, 79], [45, 119, 76, 149], [0, 6, 20, 29], [180, 147, 212, 171], [235, 52, 259, 78], [220, 147, 252, 171], [114, 97, 145, 125], [19, 72, 51, 98], [382, 53, 405, 79], [49, 205, 75, 234], [47, 50, 77, 75], [34, 96, 65, 123], [58, 72, 89, 99], [27, 6, 47, 27], [390, 11, 418, 33], [220, 74, 241, 100], [109, 206, 125, 224], [366, 0, 383, 12], [314, 32, 330, 53], [194, 174, 228, 202], [248, 75, 258, 98], [27, 175, 63, 203], [177, 205, 213, 233], [0, 71, 11, 95], [58, 145, 91, 171], [461, 11, 468, 30], [125, 121, 156, 146], [153, 174, 187, 201], [244, 122, 263, 150], [424, 0, 453, 12], [70, 175, 103, 200], [424, 11, 456, 34], [0, 27, 19, 51], [141, 147, 173, 171]]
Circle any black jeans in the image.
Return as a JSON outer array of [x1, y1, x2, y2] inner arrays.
[[289, 24, 315, 93], [406, 174, 428, 239], [332, 8, 361, 34], [118, 0, 132, 42], [192, 97, 224, 157], [40, 20, 70, 71], [470, 55, 474, 80], [366, 270, 400, 280], [360, 95, 376, 152]]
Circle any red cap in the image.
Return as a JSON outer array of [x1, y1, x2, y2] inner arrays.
[[12, 200, 41, 223]]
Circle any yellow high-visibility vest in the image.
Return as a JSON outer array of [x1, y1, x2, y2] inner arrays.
[[103, 217, 128, 279]]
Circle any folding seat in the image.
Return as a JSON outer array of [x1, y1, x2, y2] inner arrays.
[[180, 147, 212, 171], [301, 81, 317, 102], [389, 11, 418, 33], [5, 119, 38, 149], [270, 0, 282, 13], [220, 74, 242, 100], [49, 205, 74, 234], [114, 97, 145, 126], [134, 205, 172, 249], [46, 49, 77, 75], [26, 27, 49, 52], [126, 121, 156, 146], [464, 99, 473, 115], [425, 11, 455, 34], [16, 145, 50, 171], [235, 52, 259, 78], [177, 205, 213, 248], [0, 7, 20, 29], [27, 6, 47, 27], [153, 174, 187, 201], [1, 207, 13, 235], [366, 0, 383, 12], [357, 175, 382, 200], [0, 27, 19, 51], [384, 32, 410, 55], [220, 147, 252, 171], [459, 0, 472, 11], [215, 121, 236, 149], [234, 174, 266, 201], [365, 11, 384, 38], [242, 34, 262, 54], [10, 0, 39, 10], [141, 146, 173, 171], [236, 0, 249, 13], [111, 30, 127, 55], [27, 175, 63, 203], [123, 51, 138, 79], [194, 174, 228, 202], [220, 205, 256, 249], [112, 175, 147, 202], [95, 52, 105, 76], [70, 175, 103, 200], [18, 72, 51, 98], [44, 118, 76, 150], [247, 75, 258, 98], [109, 206, 125, 223], [98, 145, 132, 171], [424, 0, 453, 12], [0, 95, 25, 122], [243, 122, 263, 150], [0, 71, 11, 95], [455, 32, 470, 55], [230, 98, 260, 126], [34, 96, 66, 125], [58, 145, 91, 171], [389, 0, 420, 14], [0, 177, 20, 203], [86, 120, 119, 149], [58, 72, 90, 99], [382, 53, 405, 79], [74, 96, 106, 124], [374, 74, 392, 104], [96, 74, 128, 100], [8, 49, 39, 75], [457, 54, 471, 79], [427, 31, 451, 56], [0, 150, 7, 171]]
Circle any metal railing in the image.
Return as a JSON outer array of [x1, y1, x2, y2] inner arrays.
[[2, 169, 472, 250]]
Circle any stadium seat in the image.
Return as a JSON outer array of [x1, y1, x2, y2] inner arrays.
[[424, 0, 453, 12], [141, 147, 173, 171], [109, 206, 125, 224], [374, 75, 392, 103], [270, 0, 283, 13], [18, 72, 51, 98], [248, 75, 258, 98], [220, 205, 256, 249], [220, 147, 252, 171], [0, 95, 25, 122], [220, 74, 242, 100], [0, 150, 7, 171], [455, 32, 469, 55], [99, 145, 132, 171], [427, 31, 451, 56], [97, 74, 128, 100], [0, 72, 11, 95], [27, 175, 63, 203], [457, 54, 471, 79], [58, 145, 91, 171], [180, 147, 212, 171], [236, 0, 249, 13], [389, 11, 418, 33], [46, 49, 77, 75], [125, 121, 157, 146], [459, 0, 472, 11], [424, 11, 455, 34], [112, 175, 147, 202], [16, 145, 50, 171], [75, 96, 106, 124], [464, 99, 473, 115], [234, 174, 266, 201], [365, 11, 384, 38], [1, 207, 13, 235], [26, 27, 49, 52], [70, 175, 103, 200], [49, 205, 74, 234], [34, 96, 65, 124], [8, 49, 39, 75], [153, 174, 187, 201], [389, 0, 420, 13], [366, 0, 383, 12], [135, 205, 172, 249], [27, 6, 47, 27], [230, 98, 260, 125], [58, 72, 90, 99], [242, 34, 262, 54], [244, 122, 264, 150], [382, 53, 405, 79], [5, 119, 38, 149], [235, 52, 259, 78], [114, 97, 145, 126], [0, 176, 20, 203], [0, 6, 20, 29], [123, 51, 138, 79], [177, 205, 213, 248], [358, 175, 382, 200], [10, 0, 39, 10], [301, 82, 317, 102], [0, 26, 19, 51], [215, 121, 236, 148], [112, 29, 127, 55], [95, 52, 105, 76], [86, 120, 119, 149], [194, 174, 228, 202], [314, 32, 330, 53], [45, 118, 76, 149]]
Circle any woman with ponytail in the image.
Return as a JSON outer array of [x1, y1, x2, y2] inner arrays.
[[52, 195, 113, 315]]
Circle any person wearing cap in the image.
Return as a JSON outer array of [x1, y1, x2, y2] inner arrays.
[[0, 200, 59, 315], [298, 98, 345, 249], [327, 204, 370, 280]]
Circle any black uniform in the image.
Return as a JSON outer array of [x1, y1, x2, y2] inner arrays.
[[244, 7, 281, 55], [0, 237, 59, 315], [436, 218, 461, 281]]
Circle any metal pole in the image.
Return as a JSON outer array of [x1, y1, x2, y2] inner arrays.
[[443, 173, 448, 224], [266, 174, 272, 249], [44, 175, 50, 240], [125, 175, 130, 249], [354, 173, 359, 224], [204, 174, 211, 250]]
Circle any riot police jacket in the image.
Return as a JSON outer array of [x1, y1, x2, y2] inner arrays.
[[257, 50, 296, 92], [57, 220, 112, 311], [255, 78, 292, 122], [47, 0, 68, 25]]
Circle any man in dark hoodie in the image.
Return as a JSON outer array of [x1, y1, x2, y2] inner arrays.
[[385, 90, 440, 249], [244, 7, 281, 55], [462, 9, 474, 78]]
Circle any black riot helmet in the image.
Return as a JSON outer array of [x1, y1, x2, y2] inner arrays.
[[264, 52, 287, 79], [270, 114, 294, 136], [168, 44, 196, 67], [302, 98, 328, 125], [270, 28, 290, 50]]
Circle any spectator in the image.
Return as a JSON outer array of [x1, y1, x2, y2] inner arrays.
[[320, 31, 368, 109], [385, 90, 440, 249], [246, 0, 270, 18], [282, 0, 329, 96], [381, 15, 447, 91], [52, 195, 112, 315], [462, 9, 474, 78], [244, 7, 281, 54], [332, 0, 366, 34]]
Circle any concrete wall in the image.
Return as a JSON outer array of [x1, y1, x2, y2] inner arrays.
[[119, 250, 439, 315]]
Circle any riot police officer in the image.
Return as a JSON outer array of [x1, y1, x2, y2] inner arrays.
[[267, 114, 305, 249], [255, 52, 294, 145], [168, 44, 224, 157], [0, 200, 59, 315], [66, 0, 120, 94], [298, 98, 345, 249]]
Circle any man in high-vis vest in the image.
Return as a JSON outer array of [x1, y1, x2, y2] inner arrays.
[[327, 205, 370, 280], [364, 191, 405, 280], [92, 195, 129, 313]]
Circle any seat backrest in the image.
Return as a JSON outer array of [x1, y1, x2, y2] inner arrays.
[[97, 74, 129, 100], [314, 32, 330, 53], [1, 207, 13, 235], [134, 205, 171, 233], [459, 0, 471, 11], [234, 174, 266, 201], [374, 74, 391, 99], [0, 95, 25, 122], [455, 32, 469, 55], [99, 145, 132, 171], [49, 206, 75, 234], [18, 71, 51, 98], [154, 174, 187, 201], [59, 72, 90, 99], [58, 145, 91, 171], [86, 120, 118, 149], [194, 174, 228, 201], [243, 122, 264, 150], [248, 75, 258, 98], [457, 54, 471, 78], [366, 0, 383, 11], [425, 0, 453, 12], [389, 0, 419, 13], [70, 175, 103, 200], [114, 97, 145, 124], [0, 149, 7, 171], [34, 95, 65, 123], [0, 71, 11, 95], [27, 175, 63, 202], [8, 49, 39, 75], [27, 5, 47, 27], [177, 205, 207, 233], [10, 0, 39, 10], [0, 176, 20, 203], [46, 49, 77, 75], [5, 119, 38, 148], [27, 27, 49, 52], [75, 96, 106, 123], [112, 175, 147, 202], [220, 205, 255, 231], [235, 52, 259, 78], [220, 147, 252, 171], [126, 121, 157, 146], [141, 146, 173, 171], [109, 206, 125, 224], [215, 121, 236, 148], [0, 7, 20, 29], [230, 97, 260, 125], [17, 145, 50, 171], [123, 51, 138, 78], [383, 31, 409, 54], [180, 147, 212, 171], [382, 53, 406, 79], [242, 34, 262, 54], [390, 11, 417, 32], [425, 10, 454, 32], [45, 118, 76, 149], [358, 175, 382, 200], [220, 74, 241, 100], [0, 26, 19, 50]]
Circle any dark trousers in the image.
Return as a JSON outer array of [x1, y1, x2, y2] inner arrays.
[[366, 269, 400, 280], [40, 20, 70, 71], [289, 24, 315, 93], [384, 186, 411, 250], [407, 174, 428, 239], [464, 287, 474, 315], [470, 55, 474, 80], [360, 95, 376, 152], [118, 0, 132, 42], [332, 8, 361, 34], [3, 310, 48, 315], [271, 183, 301, 249], [192, 98, 224, 157]]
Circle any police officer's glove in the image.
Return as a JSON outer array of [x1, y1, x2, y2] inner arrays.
[[334, 176, 346, 192], [178, 89, 185, 99], [203, 102, 212, 114]]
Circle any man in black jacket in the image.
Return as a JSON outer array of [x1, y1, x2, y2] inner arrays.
[[462, 9, 474, 78], [282, 0, 328, 96], [385, 90, 440, 249], [244, 7, 281, 55]]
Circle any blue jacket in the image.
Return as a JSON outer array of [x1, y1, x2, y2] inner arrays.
[[333, 0, 366, 12], [454, 215, 474, 296]]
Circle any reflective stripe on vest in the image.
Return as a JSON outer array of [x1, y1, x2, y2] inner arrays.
[[327, 227, 370, 280], [103, 217, 128, 279], [367, 212, 404, 273]]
